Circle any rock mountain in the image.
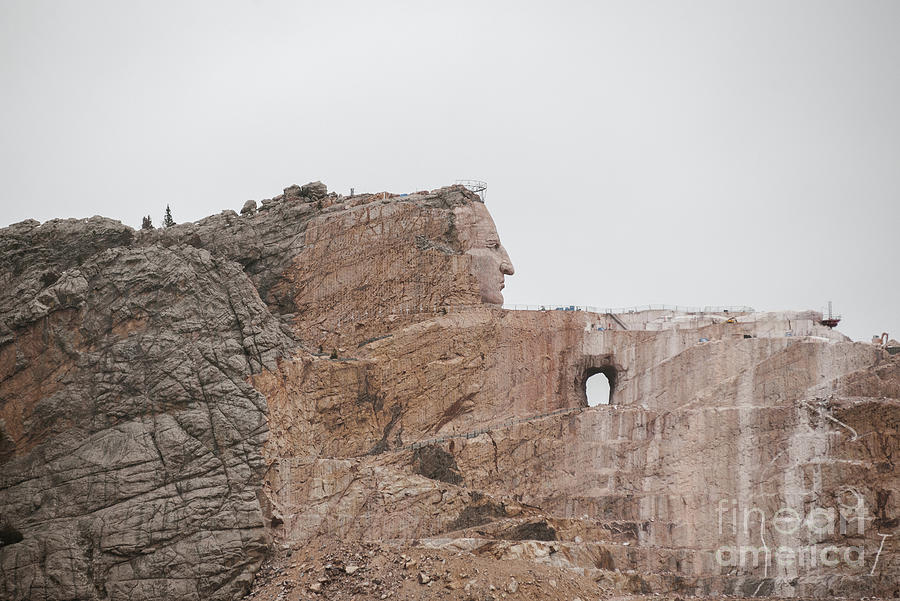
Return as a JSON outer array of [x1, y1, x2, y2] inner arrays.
[[0, 182, 897, 600]]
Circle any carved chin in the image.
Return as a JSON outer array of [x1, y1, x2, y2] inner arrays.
[[482, 288, 504, 305]]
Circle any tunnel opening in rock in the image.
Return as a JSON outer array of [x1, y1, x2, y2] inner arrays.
[[0, 524, 23, 547], [585, 367, 615, 406]]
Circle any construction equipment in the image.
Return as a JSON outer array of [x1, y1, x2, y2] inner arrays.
[[605, 313, 628, 330], [820, 301, 841, 328]]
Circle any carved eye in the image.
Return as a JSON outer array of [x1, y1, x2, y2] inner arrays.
[[487, 241, 500, 249]]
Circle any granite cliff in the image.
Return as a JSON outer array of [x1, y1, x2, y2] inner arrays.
[[0, 183, 897, 600]]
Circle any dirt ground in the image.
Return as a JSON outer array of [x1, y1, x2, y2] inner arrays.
[[243, 541, 838, 601]]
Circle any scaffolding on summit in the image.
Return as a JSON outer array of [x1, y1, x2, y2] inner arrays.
[[454, 179, 487, 201], [820, 300, 841, 328]]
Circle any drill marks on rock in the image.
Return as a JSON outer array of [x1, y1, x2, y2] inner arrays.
[[368, 404, 404, 456], [431, 393, 476, 434], [799, 400, 859, 441]]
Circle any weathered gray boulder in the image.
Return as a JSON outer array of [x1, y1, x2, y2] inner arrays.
[[281, 181, 327, 202], [240, 199, 257, 215], [299, 180, 327, 200]]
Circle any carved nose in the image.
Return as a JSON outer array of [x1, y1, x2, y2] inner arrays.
[[499, 247, 514, 276]]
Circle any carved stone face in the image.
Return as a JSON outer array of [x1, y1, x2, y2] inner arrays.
[[453, 202, 515, 305]]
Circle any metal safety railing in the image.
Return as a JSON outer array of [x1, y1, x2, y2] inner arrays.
[[502, 303, 754, 315], [328, 303, 755, 327], [454, 179, 487, 201]]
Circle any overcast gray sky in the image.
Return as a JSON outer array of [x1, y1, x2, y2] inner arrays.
[[2, 1, 898, 342]]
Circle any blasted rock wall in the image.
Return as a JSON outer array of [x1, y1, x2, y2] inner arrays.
[[258, 300, 898, 596], [253, 201, 898, 598]]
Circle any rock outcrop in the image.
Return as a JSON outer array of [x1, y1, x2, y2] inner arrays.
[[0, 230, 288, 600], [1, 181, 897, 601]]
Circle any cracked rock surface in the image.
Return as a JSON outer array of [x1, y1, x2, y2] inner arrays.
[[0, 221, 289, 600]]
